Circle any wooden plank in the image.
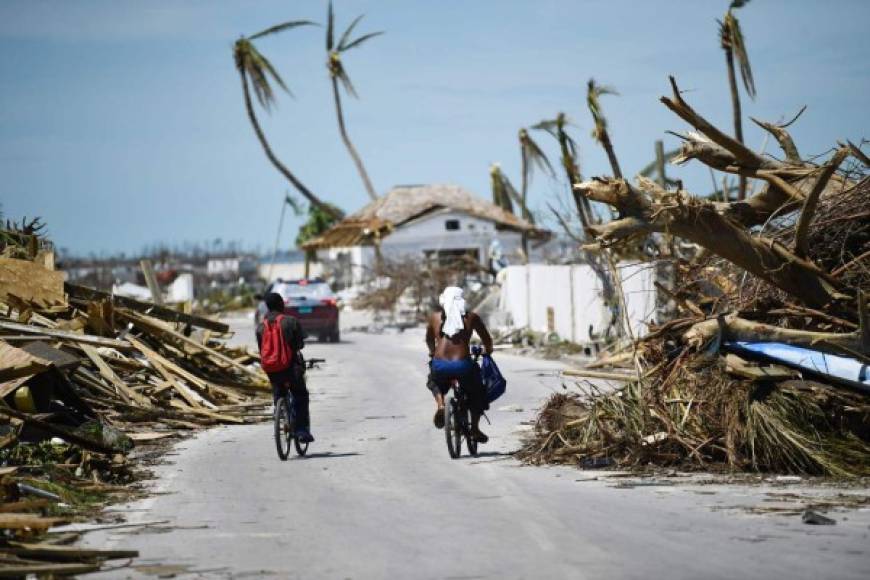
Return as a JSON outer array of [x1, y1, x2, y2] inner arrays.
[[119, 309, 266, 384], [128, 336, 208, 391], [133, 344, 207, 409], [7, 541, 138, 561], [168, 399, 246, 424], [562, 369, 639, 381], [0, 499, 51, 513], [127, 336, 248, 403], [0, 257, 65, 306], [0, 513, 68, 530], [0, 341, 50, 382], [139, 259, 165, 306], [0, 560, 100, 576], [79, 344, 145, 406], [725, 353, 798, 381], [65, 282, 228, 332], [128, 431, 176, 442], [0, 320, 132, 349]]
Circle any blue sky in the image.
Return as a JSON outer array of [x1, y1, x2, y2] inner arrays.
[[1, 0, 868, 256]]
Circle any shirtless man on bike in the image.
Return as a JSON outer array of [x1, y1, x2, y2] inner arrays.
[[425, 286, 493, 443]]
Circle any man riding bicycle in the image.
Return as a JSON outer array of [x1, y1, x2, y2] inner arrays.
[[256, 292, 314, 443], [425, 286, 493, 443]]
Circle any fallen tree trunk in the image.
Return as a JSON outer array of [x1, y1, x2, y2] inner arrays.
[[662, 77, 852, 228], [683, 314, 864, 354], [574, 177, 843, 308]]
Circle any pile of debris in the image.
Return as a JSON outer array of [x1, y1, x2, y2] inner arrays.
[[0, 229, 269, 575], [518, 79, 870, 477]]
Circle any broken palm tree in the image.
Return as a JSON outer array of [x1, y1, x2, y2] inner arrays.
[[519, 77, 870, 477]]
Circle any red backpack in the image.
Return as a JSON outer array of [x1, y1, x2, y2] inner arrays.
[[260, 314, 293, 373]]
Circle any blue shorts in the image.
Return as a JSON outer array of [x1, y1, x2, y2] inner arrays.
[[431, 358, 475, 377], [427, 357, 488, 413]]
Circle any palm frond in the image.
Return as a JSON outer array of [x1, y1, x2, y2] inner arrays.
[[259, 51, 291, 97], [489, 164, 515, 214], [519, 129, 555, 186], [335, 61, 358, 98], [235, 39, 280, 109], [337, 14, 365, 51], [340, 31, 384, 52], [326, 0, 335, 51], [728, 13, 756, 99], [587, 79, 618, 141], [249, 20, 317, 40], [532, 119, 560, 139], [285, 193, 305, 217]]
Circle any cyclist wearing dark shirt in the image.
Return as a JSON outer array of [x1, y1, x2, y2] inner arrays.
[[256, 292, 314, 443]]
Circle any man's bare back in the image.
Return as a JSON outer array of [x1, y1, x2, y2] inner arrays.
[[426, 310, 493, 360]]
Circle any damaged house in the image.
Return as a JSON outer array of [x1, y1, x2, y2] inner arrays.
[[303, 184, 563, 287]]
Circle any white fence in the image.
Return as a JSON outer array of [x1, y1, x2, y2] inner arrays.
[[496, 263, 657, 342]]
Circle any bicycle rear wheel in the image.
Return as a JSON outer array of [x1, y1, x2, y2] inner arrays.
[[444, 394, 461, 459], [274, 400, 292, 461], [466, 407, 478, 456]]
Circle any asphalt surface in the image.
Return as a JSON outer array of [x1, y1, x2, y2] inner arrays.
[[80, 312, 870, 579]]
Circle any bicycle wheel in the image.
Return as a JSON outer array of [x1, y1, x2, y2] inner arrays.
[[466, 407, 478, 457], [284, 394, 308, 456], [274, 400, 291, 461], [444, 394, 461, 459]]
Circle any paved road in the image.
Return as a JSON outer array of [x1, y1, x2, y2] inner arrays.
[[83, 313, 870, 579]]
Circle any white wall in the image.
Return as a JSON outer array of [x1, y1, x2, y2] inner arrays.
[[497, 263, 657, 342]]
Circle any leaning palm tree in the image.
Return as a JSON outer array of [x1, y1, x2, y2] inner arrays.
[[489, 163, 518, 215], [513, 129, 553, 263], [234, 22, 341, 219], [518, 128, 554, 223], [326, 1, 383, 201], [533, 113, 593, 229], [719, 0, 756, 200], [586, 79, 623, 179]]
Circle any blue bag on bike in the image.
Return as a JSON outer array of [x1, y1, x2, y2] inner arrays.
[[481, 354, 506, 403]]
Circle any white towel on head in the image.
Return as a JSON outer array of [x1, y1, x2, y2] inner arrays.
[[439, 286, 466, 338]]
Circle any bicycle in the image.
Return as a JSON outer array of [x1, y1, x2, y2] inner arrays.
[[443, 346, 483, 459], [274, 357, 325, 461]]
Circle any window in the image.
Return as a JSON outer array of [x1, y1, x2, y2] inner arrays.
[[424, 248, 480, 267], [445, 219, 460, 231]]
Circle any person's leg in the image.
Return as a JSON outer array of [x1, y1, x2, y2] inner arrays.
[[288, 367, 311, 432], [427, 369, 447, 429], [267, 373, 284, 405], [462, 363, 489, 442]]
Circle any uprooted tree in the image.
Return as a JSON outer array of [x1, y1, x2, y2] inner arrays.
[[577, 77, 858, 315], [519, 75, 869, 476]]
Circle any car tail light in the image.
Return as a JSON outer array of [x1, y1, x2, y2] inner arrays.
[[320, 298, 337, 307]]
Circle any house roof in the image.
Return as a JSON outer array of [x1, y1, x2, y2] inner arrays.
[[303, 184, 542, 250]]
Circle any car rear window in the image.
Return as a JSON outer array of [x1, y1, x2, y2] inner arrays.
[[274, 282, 332, 300]]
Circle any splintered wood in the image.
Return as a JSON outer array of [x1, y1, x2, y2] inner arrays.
[[0, 252, 271, 575]]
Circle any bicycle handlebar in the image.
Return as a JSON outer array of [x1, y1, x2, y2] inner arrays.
[[305, 357, 326, 369]]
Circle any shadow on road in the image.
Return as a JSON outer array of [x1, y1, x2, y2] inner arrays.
[[467, 451, 514, 459], [297, 452, 362, 460]]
